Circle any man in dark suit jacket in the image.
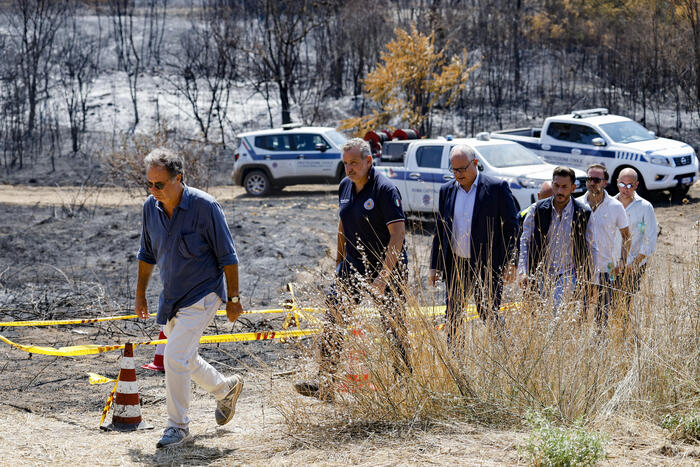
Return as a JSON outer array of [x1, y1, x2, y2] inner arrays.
[[429, 145, 519, 344]]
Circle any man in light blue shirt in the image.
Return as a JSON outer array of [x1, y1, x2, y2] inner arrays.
[[135, 148, 245, 448]]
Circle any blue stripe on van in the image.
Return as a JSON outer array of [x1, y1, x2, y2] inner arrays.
[[241, 137, 341, 161], [615, 151, 647, 163]]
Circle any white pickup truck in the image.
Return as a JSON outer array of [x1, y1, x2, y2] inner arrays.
[[374, 134, 586, 214], [491, 108, 698, 196]]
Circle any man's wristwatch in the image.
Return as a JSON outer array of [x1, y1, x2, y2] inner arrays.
[[227, 296, 240, 304]]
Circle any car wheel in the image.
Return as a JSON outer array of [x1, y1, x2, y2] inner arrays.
[[243, 170, 271, 196]]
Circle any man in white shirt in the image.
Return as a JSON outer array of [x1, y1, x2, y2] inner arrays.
[[614, 168, 657, 307], [578, 163, 631, 326]]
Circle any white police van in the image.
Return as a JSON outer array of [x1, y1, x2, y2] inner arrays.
[[492, 108, 698, 197], [232, 125, 347, 196]]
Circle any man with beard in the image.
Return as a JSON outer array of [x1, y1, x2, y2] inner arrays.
[[518, 167, 592, 309]]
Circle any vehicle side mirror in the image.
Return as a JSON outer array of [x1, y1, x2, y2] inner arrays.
[[315, 143, 328, 152], [648, 130, 656, 137], [477, 163, 484, 172], [591, 137, 606, 147]]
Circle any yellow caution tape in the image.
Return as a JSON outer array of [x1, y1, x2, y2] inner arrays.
[[216, 307, 323, 317], [99, 378, 120, 427], [0, 303, 520, 357], [0, 307, 324, 327], [88, 372, 117, 385], [0, 302, 518, 328], [0, 328, 321, 357], [0, 315, 140, 327]]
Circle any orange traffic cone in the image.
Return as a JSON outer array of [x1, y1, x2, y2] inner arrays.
[[142, 327, 166, 372], [101, 343, 153, 431], [339, 328, 374, 393]]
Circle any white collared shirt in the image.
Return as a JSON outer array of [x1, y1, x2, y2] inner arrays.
[[578, 191, 629, 275], [452, 172, 480, 258], [614, 192, 657, 265]]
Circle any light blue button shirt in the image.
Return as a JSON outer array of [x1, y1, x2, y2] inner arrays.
[[452, 172, 479, 258]]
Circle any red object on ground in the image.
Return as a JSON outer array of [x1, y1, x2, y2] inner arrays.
[[142, 328, 166, 372]]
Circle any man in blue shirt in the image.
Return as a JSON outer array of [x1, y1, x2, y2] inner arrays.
[[294, 138, 410, 401], [135, 148, 244, 448]]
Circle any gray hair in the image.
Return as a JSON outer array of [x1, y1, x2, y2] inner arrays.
[[144, 147, 184, 180], [449, 144, 476, 161], [342, 138, 371, 158]]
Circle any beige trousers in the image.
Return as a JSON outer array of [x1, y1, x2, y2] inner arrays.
[[163, 292, 231, 429]]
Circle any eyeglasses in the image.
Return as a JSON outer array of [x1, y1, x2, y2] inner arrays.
[[586, 176, 604, 184], [617, 182, 635, 189], [146, 180, 167, 190], [450, 166, 470, 174]]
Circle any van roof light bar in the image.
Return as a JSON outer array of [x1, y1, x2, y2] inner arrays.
[[571, 108, 609, 118], [281, 122, 304, 130]]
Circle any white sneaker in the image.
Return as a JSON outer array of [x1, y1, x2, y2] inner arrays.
[[156, 426, 191, 448]]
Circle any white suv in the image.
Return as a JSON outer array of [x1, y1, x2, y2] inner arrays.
[[232, 126, 348, 196]]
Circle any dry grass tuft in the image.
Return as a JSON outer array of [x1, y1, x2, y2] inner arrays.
[[277, 229, 700, 440]]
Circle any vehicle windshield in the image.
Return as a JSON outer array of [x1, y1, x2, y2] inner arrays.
[[600, 121, 655, 143], [325, 130, 347, 147], [476, 143, 543, 168]]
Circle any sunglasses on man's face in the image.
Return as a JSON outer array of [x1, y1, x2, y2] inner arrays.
[[617, 182, 635, 189], [586, 176, 603, 184], [146, 180, 167, 190]]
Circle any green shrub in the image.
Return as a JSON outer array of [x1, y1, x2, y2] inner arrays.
[[522, 410, 607, 467], [661, 412, 700, 442]]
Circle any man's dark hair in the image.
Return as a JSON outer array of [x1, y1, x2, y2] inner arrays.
[[144, 147, 184, 181], [552, 166, 576, 184], [587, 163, 608, 180]]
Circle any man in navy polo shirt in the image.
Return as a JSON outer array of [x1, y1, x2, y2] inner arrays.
[[294, 138, 410, 401], [135, 148, 245, 448]]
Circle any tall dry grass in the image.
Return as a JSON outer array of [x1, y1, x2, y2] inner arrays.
[[277, 228, 699, 433]]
